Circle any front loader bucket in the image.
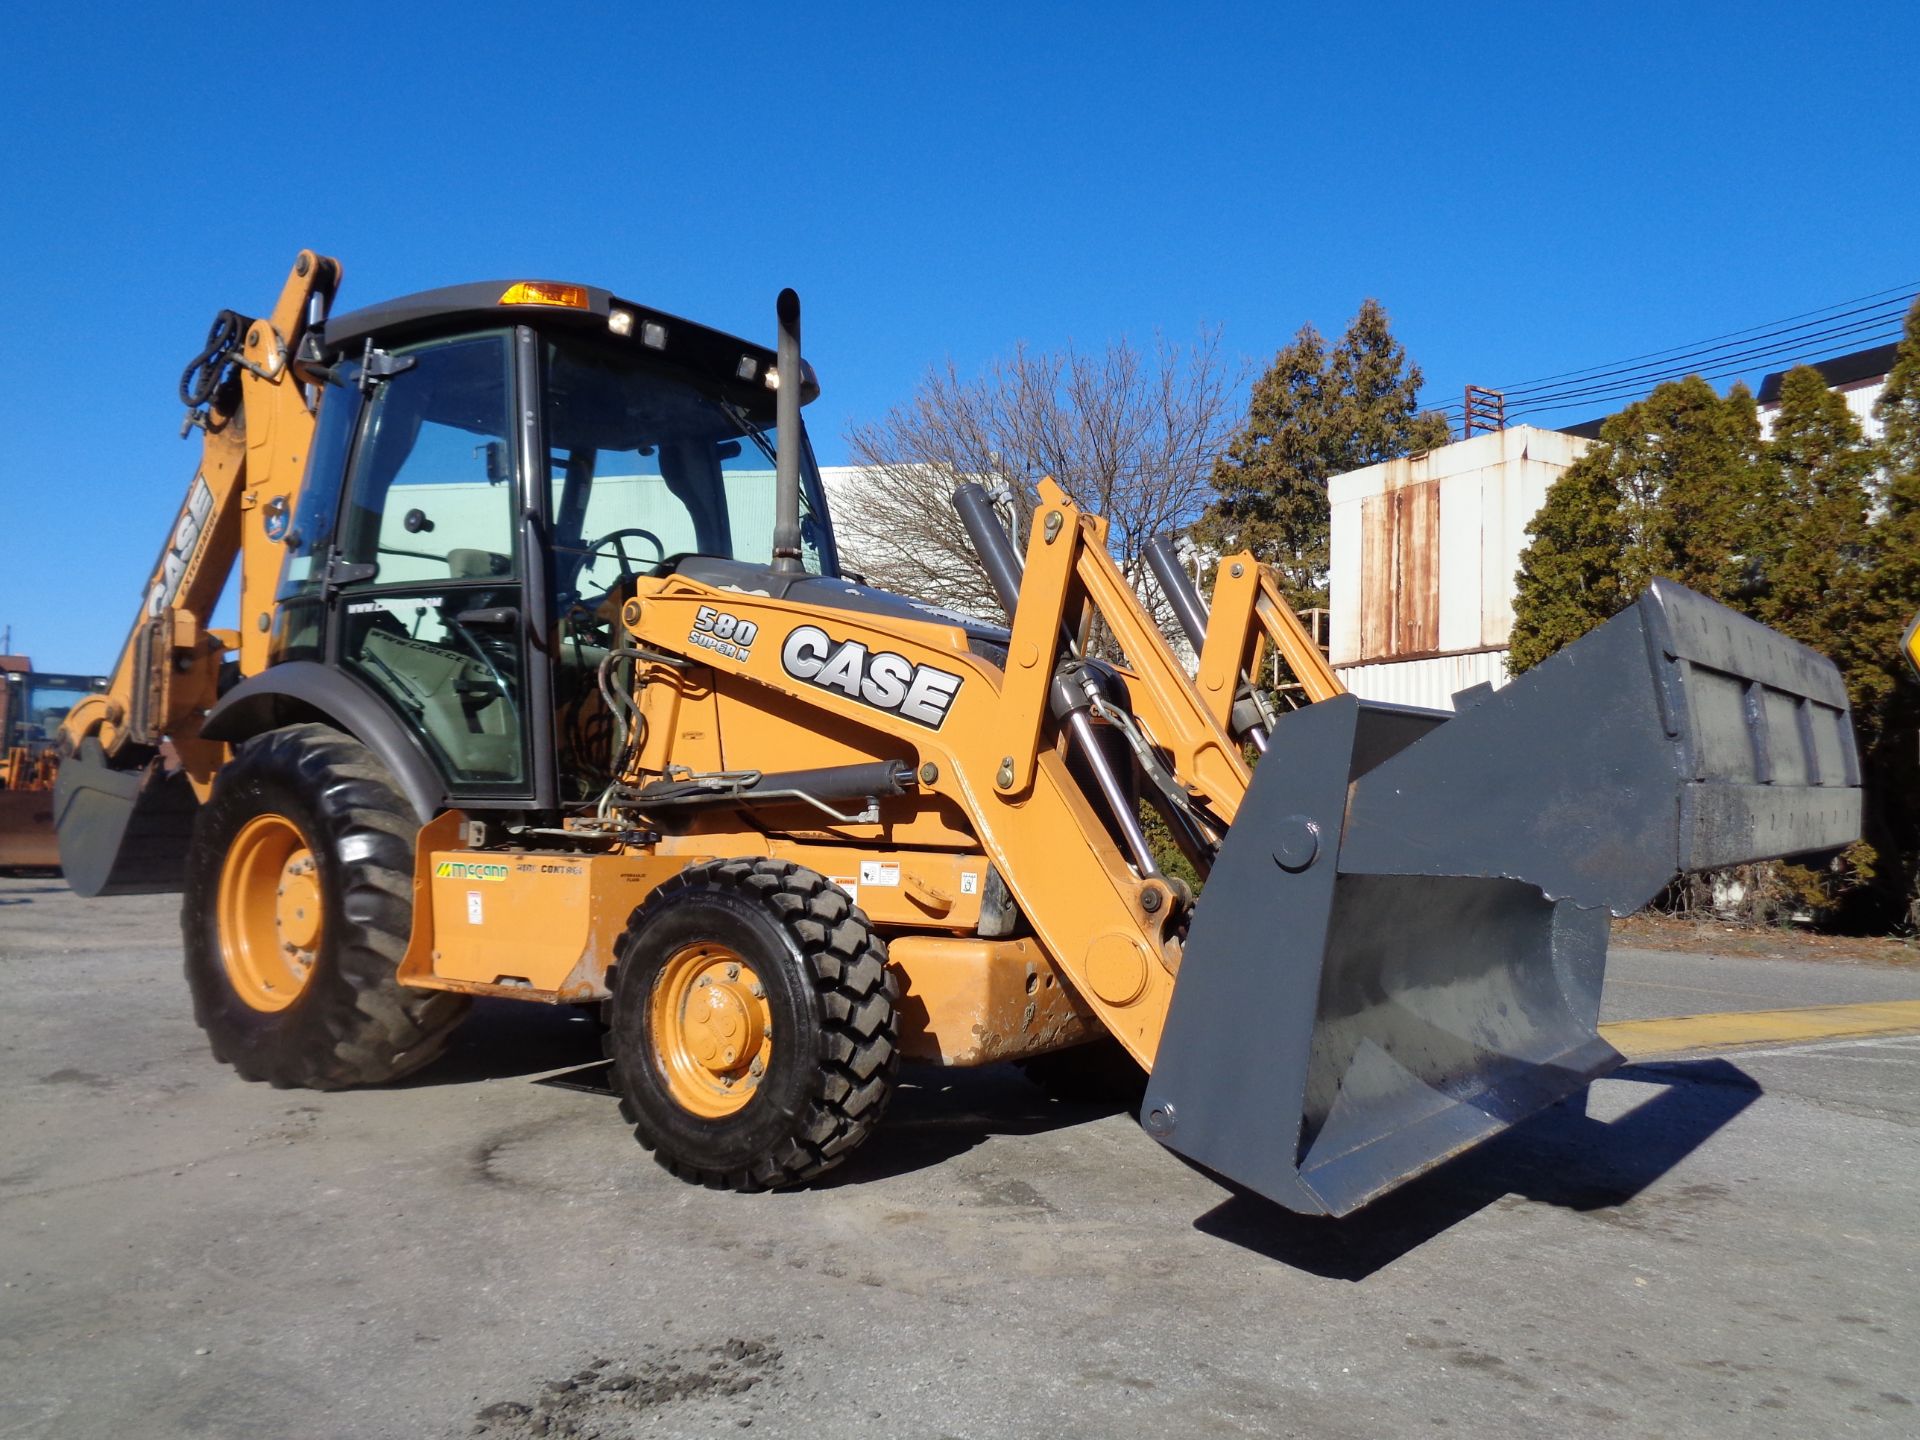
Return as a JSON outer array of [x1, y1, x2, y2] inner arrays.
[[52, 739, 197, 896], [1143, 580, 1860, 1216]]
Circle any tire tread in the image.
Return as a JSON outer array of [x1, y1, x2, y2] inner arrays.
[[606, 858, 898, 1190]]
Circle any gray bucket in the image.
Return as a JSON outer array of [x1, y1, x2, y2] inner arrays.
[[53, 739, 197, 897], [1143, 581, 1860, 1216]]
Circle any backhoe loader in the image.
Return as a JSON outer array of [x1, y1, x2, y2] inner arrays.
[[1, 660, 106, 869], [56, 252, 1863, 1215]]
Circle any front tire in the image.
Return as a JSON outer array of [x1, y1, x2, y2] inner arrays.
[[607, 859, 899, 1189], [182, 723, 468, 1088]]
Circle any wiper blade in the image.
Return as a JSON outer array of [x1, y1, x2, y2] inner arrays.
[[716, 399, 778, 466]]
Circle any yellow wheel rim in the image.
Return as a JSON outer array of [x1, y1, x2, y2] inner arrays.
[[216, 812, 324, 1013], [648, 941, 773, 1118]]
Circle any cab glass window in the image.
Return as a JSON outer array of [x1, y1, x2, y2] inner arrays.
[[543, 338, 834, 609], [338, 332, 518, 585], [276, 365, 362, 601]]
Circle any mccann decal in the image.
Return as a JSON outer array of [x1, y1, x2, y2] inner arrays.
[[780, 625, 963, 729], [435, 860, 509, 882]]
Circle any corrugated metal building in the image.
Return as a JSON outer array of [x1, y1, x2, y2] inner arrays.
[[1327, 426, 1591, 708]]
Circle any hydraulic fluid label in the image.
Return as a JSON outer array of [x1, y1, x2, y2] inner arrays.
[[146, 474, 215, 617], [780, 625, 963, 729]]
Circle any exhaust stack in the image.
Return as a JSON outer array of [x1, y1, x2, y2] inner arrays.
[[771, 288, 804, 576]]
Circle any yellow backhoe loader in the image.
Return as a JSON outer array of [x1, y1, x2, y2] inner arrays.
[[1, 660, 106, 869], [56, 253, 1862, 1214]]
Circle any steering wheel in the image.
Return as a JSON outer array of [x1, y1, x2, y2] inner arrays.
[[580, 526, 667, 589]]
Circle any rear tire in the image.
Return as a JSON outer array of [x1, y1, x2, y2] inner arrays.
[[606, 859, 899, 1189], [182, 722, 468, 1088]]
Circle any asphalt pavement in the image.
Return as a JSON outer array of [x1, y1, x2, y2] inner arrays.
[[2, 877, 1917, 1440]]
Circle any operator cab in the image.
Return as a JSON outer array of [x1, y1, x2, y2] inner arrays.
[[273, 281, 839, 810], [3, 670, 108, 753]]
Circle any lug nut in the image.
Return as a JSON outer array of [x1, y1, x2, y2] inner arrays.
[[725, 963, 741, 980]]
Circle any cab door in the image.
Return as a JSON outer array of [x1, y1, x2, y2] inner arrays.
[[326, 330, 536, 802]]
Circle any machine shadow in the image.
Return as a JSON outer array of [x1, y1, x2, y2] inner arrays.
[[413, 1012, 1127, 1187], [402, 1000, 610, 1088], [515, 1049, 1123, 1182], [1193, 1058, 1762, 1281], [822, 1064, 1127, 1186], [0, 879, 67, 898]]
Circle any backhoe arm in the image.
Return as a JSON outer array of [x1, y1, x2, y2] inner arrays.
[[63, 250, 340, 793]]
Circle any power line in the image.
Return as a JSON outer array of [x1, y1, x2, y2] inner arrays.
[[1488, 314, 1907, 414], [1488, 281, 1915, 392], [1494, 300, 1912, 404], [1419, 282, 1918, 423], [1505, 330, 1907, 424], [1422, 306, 1909, 420]]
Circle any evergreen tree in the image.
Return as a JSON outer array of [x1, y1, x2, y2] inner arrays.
[[1853, 299, 1920, 922], [1506, 441, 1630, 672], [1328, 298, 1455, 468], [1197, 300, 1448, 609], [1861, 296, 1920, 713], [1752, 366, 1873, 673], [1511, 312, 1920, 928], [1508, 375, 1765, 671], [1195, 322, 1332, 607]]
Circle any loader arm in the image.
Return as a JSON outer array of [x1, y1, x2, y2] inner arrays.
[[1196, 554, 1343, 714], [1143, 532, 1343, 752]]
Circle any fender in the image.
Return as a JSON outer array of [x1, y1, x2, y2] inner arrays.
[[201, 662, 449, 821]]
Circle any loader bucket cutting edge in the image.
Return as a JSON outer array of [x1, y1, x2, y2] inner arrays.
[[1142, 581, 1861, 1217]]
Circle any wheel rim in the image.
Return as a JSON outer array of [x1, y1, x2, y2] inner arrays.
[[648, 941, 773, 1118], [216, 812, 324, 1013]]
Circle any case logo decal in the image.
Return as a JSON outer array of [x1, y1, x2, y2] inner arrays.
[[147, 474, 215, 618], [780, 625, 963, 729]]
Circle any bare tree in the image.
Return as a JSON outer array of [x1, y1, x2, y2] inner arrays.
[[839, 330, 1242, 627]]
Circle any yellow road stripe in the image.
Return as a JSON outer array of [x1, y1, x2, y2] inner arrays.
[[1601, 1000, 1920, 1060]]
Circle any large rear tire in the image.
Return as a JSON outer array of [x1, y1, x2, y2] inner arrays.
[[182, 723, 468, 1089], [606, 859, 899, 1189]]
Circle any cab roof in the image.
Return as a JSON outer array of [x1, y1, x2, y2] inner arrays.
[[319, 280, 820, 405]]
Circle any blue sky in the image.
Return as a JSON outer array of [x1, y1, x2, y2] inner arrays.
[[3, 3, 1915, 671]]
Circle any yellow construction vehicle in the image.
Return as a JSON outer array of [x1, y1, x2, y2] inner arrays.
[[56, 253, 1863, 1213], [1, 659, 106, 869]]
